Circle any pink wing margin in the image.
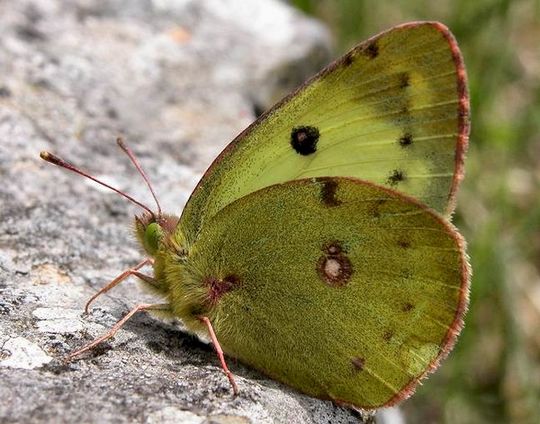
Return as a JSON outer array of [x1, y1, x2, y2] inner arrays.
[[430, 21, 471, 216]]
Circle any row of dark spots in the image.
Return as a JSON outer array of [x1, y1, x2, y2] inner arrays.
[[291, 54, 412, 192], [396, 70, 413, 151], [332, 39, 415, 153], [392, 53, 412, 189], [397, 69, 412, 149], [342, 40, 379, 67]]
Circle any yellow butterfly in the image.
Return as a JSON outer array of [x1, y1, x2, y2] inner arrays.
[[42, 21, 470, 409]]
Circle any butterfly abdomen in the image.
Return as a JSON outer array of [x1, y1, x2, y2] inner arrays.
[[162, 234, 245, 333]]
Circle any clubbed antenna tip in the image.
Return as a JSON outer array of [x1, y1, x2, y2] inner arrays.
[[40, 149, 155, 216]]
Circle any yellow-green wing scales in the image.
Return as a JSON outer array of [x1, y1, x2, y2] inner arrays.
[[170, 178, 469, 409], [179, 22, 469, 246]]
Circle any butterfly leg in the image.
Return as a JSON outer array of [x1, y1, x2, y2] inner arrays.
[[200, 316, 239, 396], [66, 302, 170, 361], [84, 258, 155, 313]]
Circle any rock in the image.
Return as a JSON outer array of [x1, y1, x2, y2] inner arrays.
[[0, 0, 387, 423], [0, 337, 53, 369]]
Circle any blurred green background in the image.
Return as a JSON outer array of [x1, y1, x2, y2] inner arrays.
[[291, 1, 540, 423]]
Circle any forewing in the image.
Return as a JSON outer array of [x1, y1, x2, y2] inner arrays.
[[179, 178, 470, 409], [180, 22, 469, 245]]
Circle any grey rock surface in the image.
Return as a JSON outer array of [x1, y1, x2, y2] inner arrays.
[[0, 0, 382, 423]]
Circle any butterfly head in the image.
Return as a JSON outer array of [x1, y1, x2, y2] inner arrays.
[[134, 212, 179, 257]]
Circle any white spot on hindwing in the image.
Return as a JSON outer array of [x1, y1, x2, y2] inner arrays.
[[324, 258, 342, 279], [317, 241, 353, 287]]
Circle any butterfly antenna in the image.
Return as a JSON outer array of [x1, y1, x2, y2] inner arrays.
[[116, 137, 162, 215], [40, 151, 155, 216]]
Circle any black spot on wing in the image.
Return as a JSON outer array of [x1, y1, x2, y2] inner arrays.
[[399, 72, 410, 88], [402, 302, 415, 312], [397, 239, 411, 249], [364, 41, 379, 59], [291, 126, 319, 156], [342, 51, 355, 67], [399, 133, 413, 147], [387, 170, 405, 186], [317, 178, 342, 207]]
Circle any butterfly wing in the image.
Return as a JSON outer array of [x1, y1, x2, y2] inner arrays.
[[174, 177, 470, 409], [179, 22, 469, 245]]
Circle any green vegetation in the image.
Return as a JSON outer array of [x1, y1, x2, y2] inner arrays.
[[292, 1, 540, 422]]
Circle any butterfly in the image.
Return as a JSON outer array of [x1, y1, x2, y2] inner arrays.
[[41, 21, 470, 410]]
